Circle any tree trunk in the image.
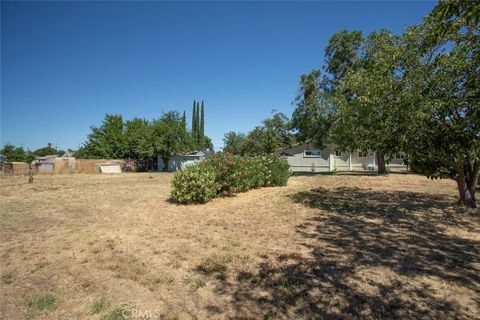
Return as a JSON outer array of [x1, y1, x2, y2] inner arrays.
[[455, 162, 479, 208], [376, 152, 387, 175], [152, 158, 157, 172], [162, 157, 169, 172], [28, 164, 33, 184], [467, 162, 479, 208]]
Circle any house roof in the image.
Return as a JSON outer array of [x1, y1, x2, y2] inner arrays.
[[35, 155, 59, 160], [183, 150, 206, 157]]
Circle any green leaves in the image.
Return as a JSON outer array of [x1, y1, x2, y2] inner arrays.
[[224, 111, 294, 156], [330, 30, 409, 160], [151, 111, 191, 161], [76, 114, 126, 159], [0, 144, 27, 162], [403, 0, 480, 182], [223, 131, 247, 155], [75, 110, 209, 165], [171, 154, 290, 204], [291, 70, 334, 148]]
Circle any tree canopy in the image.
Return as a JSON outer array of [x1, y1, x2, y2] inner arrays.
[[224, 111, 294, 156], [151, 111, 192, 171], [0, 144, 28, 162], [402, 0, 480, 207], [331, 30, 410, 174], [291, 0, 479, 206], [75, 108, 213, 170], [223, 132, 247, 156], [33, 143, 64, 157]]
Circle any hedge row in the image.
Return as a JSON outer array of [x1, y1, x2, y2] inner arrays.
[[171, 153, 290, 204]]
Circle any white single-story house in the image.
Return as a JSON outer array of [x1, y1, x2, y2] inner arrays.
[[157, 151, 207, 172], [278, 141, 408, 173]]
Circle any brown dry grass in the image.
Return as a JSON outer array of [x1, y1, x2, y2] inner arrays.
[[0, 172, 479, 319]]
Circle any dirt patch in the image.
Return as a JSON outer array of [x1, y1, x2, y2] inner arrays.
[[1, 172, 479, 319]]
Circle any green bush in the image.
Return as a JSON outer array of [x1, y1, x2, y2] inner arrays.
[[239, 157, 266, 190], [260, 155, 291, 187], [171, 163, 217, 204], [170, 153, 290, 204], [205, 153, 244, 196]]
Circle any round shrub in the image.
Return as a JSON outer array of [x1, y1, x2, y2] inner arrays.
[[171, 163, 217, 204], [205, 153, 244, 196], [170, 153, 291, 204], [259, 155, 291, 187]]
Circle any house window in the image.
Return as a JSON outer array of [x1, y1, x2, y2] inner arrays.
[[304, 150, 321, 158], [334, 150, 342, 157], [358, 151, 368, 158]]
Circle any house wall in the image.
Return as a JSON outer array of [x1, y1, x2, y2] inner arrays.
[[332, 153, 350, 171], [386, 158, 408, 172], [280, 143, 330, 172], [280, 142, 408, 173], [350, 152, 376, 170], [157, 155, 203, 172]]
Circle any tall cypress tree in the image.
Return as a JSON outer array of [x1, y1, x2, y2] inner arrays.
[[200, 100, 205, 149], [196, 101, 201, 147], [192, 100, 197, 144], [181, 111, 187, 130]]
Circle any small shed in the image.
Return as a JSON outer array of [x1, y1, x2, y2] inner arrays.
[[157, 151, 207, 172], [35, 155, 59, 173]]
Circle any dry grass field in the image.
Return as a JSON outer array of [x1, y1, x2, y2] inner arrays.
[[1, 172, 479, 319]]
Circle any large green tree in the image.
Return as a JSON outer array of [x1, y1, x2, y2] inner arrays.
[[33, 142, 64, 156], [181, 111, 187, 130], [331, 30, 409, 174], [192, 100, 198, 146], [0, 144, 27, 162], [403, 0, 480, 207], [291, 31, 364, 150], [244, 111, 295, 155], [223, 132, 247, 155], [151, 111, 191, 172], [324, 30, 364, 88], [124, 117, 152, 160], [200, 100, 205, 147], [75, 114, 126, 159], [195, 101, 201, 147], [291, 70, 333, 148]]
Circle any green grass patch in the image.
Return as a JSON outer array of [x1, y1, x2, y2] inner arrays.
[[27, 293, 58, 312], [91, 296, 110, 314], [100, 305, 131, 320]]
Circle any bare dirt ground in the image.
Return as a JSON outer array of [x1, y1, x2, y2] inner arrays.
[[0, 172, 479, 319]]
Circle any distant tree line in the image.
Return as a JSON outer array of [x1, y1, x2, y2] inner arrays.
[[223, 111, 294, 156], [0, 142, 67, 162], [1, 103, 213, 173], [75, 102, 212, 171]]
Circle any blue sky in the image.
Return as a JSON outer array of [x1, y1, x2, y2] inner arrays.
[[1, 1, 436, 151]]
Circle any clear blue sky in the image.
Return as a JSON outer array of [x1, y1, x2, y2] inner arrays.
[[1, 1, 436, 151]]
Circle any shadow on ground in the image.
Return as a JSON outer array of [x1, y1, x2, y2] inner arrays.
[[211, 187, 480, 319]]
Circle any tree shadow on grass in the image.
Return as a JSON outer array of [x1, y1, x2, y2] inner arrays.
[[213, 187, 480, 319]]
